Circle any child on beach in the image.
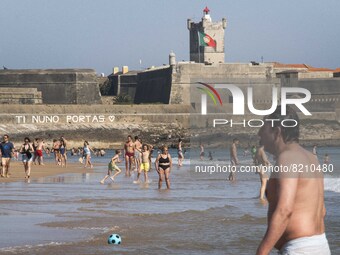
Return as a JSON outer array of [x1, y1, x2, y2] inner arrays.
[[135, 144, 151, 183], [100, 149, 122, 184]]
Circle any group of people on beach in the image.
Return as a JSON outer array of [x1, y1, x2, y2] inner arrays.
[[0, 135, 68, 180], [100, 136, 185, 190], [0, 133, 185, 190]]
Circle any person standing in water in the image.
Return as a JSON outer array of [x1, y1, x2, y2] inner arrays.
[[255, 143, 270, 201], [83, 141, 94, 168], [155, 146, 172, 189], [124, 135, 135, 177], [228, 138, 239, 181], [256, 106, 330, 255], [177, 138, 184, 167], [200, 143, 205, 160]]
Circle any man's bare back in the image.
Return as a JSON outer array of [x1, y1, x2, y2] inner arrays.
[[266, 144, 325, 250]]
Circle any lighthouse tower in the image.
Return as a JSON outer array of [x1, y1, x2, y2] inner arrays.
[[187, 7, 227, 64]]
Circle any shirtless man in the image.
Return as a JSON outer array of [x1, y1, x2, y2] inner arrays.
[[256, 106, 330, 255], [255, 143, 270, 201], [228, 138, 239, 181], [52, 139, 61, 165], [134, 136, 142, 172], [124, 135, 135, 177], [35, 138, 46, 165]]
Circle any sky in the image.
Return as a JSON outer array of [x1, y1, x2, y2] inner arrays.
[[1, 0, 339, 75]]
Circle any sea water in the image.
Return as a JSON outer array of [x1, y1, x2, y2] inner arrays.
[[0, 147, 338, 254]]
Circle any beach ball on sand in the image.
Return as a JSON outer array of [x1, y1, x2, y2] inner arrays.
[[108, 234, 121, 245]]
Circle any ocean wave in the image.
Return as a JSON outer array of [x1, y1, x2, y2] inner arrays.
[[324, 176, 340, 193]]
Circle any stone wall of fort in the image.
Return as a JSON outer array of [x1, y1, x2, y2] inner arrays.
[[0, 69, 102, 104], [0, 104, 339, 149]]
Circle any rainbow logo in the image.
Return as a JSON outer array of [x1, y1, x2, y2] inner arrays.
[[196, 82, 223, 106]]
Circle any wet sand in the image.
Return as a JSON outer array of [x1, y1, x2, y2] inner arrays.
[[0, 161, 99, 183]]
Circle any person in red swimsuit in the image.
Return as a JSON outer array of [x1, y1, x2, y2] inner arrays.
[[124, 135, 135, 177]]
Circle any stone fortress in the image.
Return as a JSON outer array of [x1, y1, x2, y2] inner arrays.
[[0, 6, 339, 113], [0, 7, 339, 146], [112, 7, 340, 116]]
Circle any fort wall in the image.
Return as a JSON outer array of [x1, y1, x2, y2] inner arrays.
[[0, 69, 101, 104]]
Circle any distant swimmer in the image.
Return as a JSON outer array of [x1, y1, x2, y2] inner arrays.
[[155, 146, 172, 189], [100, 149, 122, 184], [228, 138, 239, 181], [251, 145, 257, 165], [200, 143, 205, 160], [177, 138, 184, 167], [124, 135, 135, 177], [255, 143, 270, 201], [208, 151, 213, 160], [312, 144, 318, 157], [323, 153, 330, 165]]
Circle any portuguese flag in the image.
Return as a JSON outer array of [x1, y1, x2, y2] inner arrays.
[[198, 31, 216, 48]]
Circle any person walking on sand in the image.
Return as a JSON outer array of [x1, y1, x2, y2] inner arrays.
[[255, 143, 270, 201], [0, 134, 15, 178], [19, 137, 34, 180], [155, 146, 172, 189], [256, 106, 330, 255], [100, 149, 122, 184], [83, 141, 94, 168], [124, 135, 135, 177], [177, 138, 184, 166], [228, 138, 239, 181], [135, 144, 151, 183]]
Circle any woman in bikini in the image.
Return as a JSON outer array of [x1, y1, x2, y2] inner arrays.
[[19, 137, 34, 180], [155, 146, 172, 189]]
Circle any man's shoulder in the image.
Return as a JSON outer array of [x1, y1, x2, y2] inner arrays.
[[277, 144, 313, 165]]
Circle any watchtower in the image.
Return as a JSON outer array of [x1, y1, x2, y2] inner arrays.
[[187, 7, 227, 64]]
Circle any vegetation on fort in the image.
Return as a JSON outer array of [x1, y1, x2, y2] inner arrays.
[[112, 95, 132, 104]]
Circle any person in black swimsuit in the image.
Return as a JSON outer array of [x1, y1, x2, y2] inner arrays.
[[19, 137, 34, 180], [155, 146, 172, 189]]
